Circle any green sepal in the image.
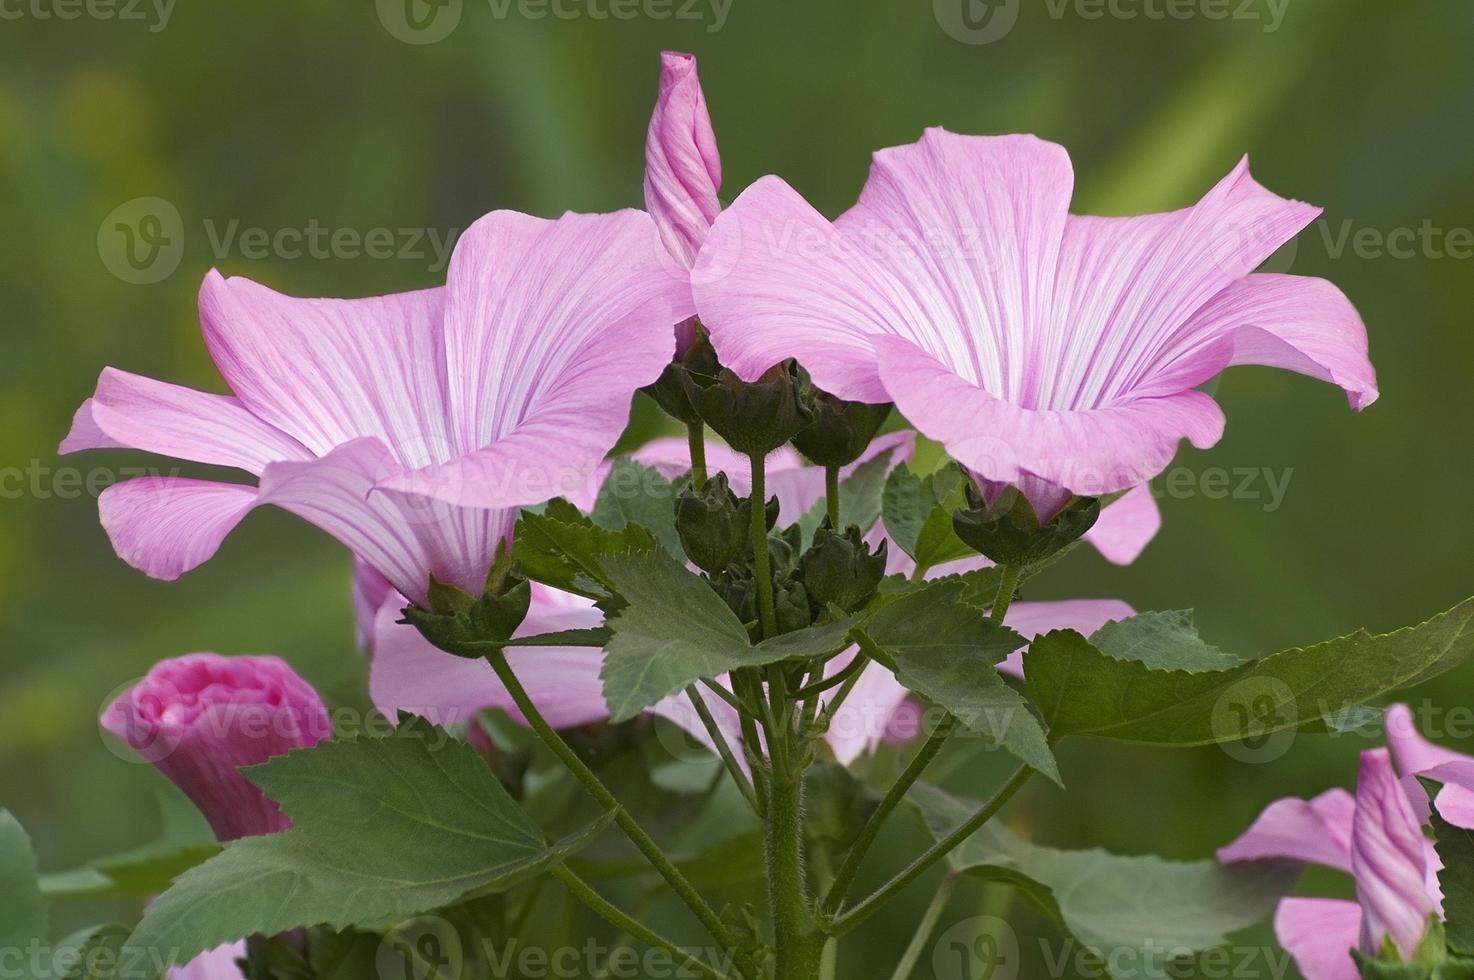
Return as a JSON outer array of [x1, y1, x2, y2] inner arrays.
[[641, 331, 721, 424], [798, 523, 888, 615], [681, 361, 813, 456], [401, 578, 532, 659], [675, 472, 776, 576], [791, 382, 892, 467], [952, 485, 1101, 567]]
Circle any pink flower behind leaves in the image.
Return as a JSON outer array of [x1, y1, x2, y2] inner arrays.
[[693, 129, 1376, 520], [61, 208, 692, 608], [101, 654, 331, 842]]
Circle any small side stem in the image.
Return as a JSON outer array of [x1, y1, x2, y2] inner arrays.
[[750, 452, 778, 639], [685, 684, 758, 814], [484, 653, 749, 976], [687, 420, 709, 489], [887, 873, 959, 980], [826, 763, 1034, 937], [824, 464, 840, 528], [550, 865, 737, 980]]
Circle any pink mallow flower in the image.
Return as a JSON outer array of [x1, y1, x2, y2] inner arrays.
[[692, 129, 1377, 522], [1218, 704, 1474, 980], [61, 209, 692, 609], [101, 653, 331, 842]]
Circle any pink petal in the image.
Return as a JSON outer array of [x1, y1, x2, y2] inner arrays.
[[98, 478, 258, 581], [167, 942, 247, 980], [1416, 761, 1474, 831], [873, 333, 1225, 498], [645, 51, 722, 269], [352, 560, 394, 654], [60, 368, 308, 474], [1217, 788, 1356, 871], [1352, 749, 1437, 957], [1385, 703, 1469, 776], [822, 657, 916, 765], [389, 209, 691, 509], [1182, 274, 1377, 410], [1274, 898, 1362, 980], [199, 271, 452, 465], [257, 438, 511, 605], [1084, 485, 1162, 566], [997, 599, 1137, 678], [1048, 158, 1321, 408], [1385, 703, 1474, 828]]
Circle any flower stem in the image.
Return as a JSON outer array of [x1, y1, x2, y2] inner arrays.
[[749, 452, 778, 639], [484, 653, 750, 977], [826, 763, 1035, 937], [817, 564, 1023, 926], [766, 683, 825, 980], [550, 865, 737, 980], [825, 464, 840, 528], [688, 420, 708, 489], [685, 684, 758, 814], [887, 873, 958, 980]]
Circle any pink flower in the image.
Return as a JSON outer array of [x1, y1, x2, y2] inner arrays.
[[1219, 724, 1459, 980], [645, 51, 722, 271], [167, 943, 247, 980], [61, 210, 692, 608], [101, 654, 330, 842], [692, 130, 1376, 520]]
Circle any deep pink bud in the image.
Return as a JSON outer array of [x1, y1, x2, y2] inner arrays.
[[101, 654, 331, 842], [1351, 749, 1437, 958], [644, 51, 722, 271]]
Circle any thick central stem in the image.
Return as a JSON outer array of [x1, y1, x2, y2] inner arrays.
[[766, 699, 824, 980]]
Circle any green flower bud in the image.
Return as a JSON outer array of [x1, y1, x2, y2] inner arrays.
[[675, 474, 778, 576], [681, 361, 813, 456], [798, 524, 889, 614], [951, 486, 1100, 568], [642, 332, 721, 425], [792, 389, 893, 468], [774, 577, 814, 634]]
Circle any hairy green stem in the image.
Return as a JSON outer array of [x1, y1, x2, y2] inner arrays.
[[825, 464, 840, 528], [550, 865, 737, 980], [766, 677, 825, 980], [750, 452, 779, 639], [887, 873, 959, 980], [687, 420, 708, 489], [826, 763, 1034, 937], [685, 684, 758, 814], [818, 564, 1023, 924], [484, 653, 749, 976]]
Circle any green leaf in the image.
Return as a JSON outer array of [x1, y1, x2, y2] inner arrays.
[[592, 458, 686, 560], [1088, 610, 1240, 672], [909, 783, 1296, 967], [1428, 780, 1474, 955], [853, 580, 1057, 784], [514, 498, 659, 600], [796, 446, 898, 548], [124, 717, 613, 972], [598, 549, 835, 722], [56, 925, 155, 980], [1026, 595, 1474, 745], [41, 786, 220, 899], [0, 810, 47, 956], [881, 462, 972, 571]]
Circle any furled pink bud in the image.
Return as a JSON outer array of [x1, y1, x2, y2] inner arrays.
[[101, 654, 331, 842], [1351, 748, 1437, 958], [644, 51, 722, 270]]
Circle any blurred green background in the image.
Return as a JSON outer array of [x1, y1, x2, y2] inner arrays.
[[2, 0, 1471, 975]]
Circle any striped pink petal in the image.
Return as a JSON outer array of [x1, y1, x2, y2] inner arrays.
[[1274, 898, 1361, 980], [1351, 749, 1437, 958], [645, 51, 722, 269], [1217, 788, 1356, 872]]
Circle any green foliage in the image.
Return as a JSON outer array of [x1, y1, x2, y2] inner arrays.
[[1428, 781, 1474, 955], [40, 787, 219, 899], [592, 457, 687, 560], [882, 461, 974, 573], [851, 580, 1058, 784], [1088, 610, 1240, 672], [909, 783, 1296, 969], [123, 718, 614, 972], [56, 925, 153, 980], [513, 498, 660, 600], [0, 810, 46, 956], [1025, 595, 1474, 744], [598, 549, 855, 721]]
